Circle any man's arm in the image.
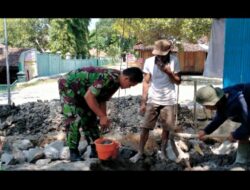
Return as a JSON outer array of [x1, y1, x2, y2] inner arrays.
[[140, 73, 151, 113], [163, 65, 181, 85], [84, 89, 109, 127], [99, 102, 107, 116], [198, 111, 226, 140], [203, 111, 226, 134]]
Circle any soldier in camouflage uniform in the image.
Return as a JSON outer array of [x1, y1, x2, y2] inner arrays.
[[58, 66, 143, 161]]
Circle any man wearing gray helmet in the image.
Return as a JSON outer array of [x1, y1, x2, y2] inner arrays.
[[196, 83, 250, 166]]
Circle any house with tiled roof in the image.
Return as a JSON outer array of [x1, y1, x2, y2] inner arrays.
[[133, 41, 208, 75]]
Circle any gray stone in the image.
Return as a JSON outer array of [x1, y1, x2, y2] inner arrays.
[[36, 159, 51, 166], [44, 146, 59, 160], [211, 141, 238, 155], [5, 115, 14, 126], [47, 140, 64, 152], [13, 150, 26, 164], [13, 139, 33, 150], [1, 153, 15, 165], [59, 147, 70, 160], [25, 147, 44, 163]]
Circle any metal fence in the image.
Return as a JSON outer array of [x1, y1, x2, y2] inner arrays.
[[0, 53, 115, 92], [0, 80, 18, 92], [36, 53, 112, 77]]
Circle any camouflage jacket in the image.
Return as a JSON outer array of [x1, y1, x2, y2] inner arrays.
[[64, 67, 120, 102]]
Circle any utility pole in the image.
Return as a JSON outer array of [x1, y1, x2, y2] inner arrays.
[[95, 23, 99, 66], [3, 18, 11, 105]]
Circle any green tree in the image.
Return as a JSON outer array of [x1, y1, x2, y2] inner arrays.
[[113, 18, 212, 45], [92, 19, 120, 59], [87, 31, 96, 50], [49, 18, 90, 58], [95, 19, 119, 52], [93, 18, 136, 59], [181, 19, 212, 42], [0, 18, 50, 51]]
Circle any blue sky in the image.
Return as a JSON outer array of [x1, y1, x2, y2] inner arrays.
[[88, 18, 99, 31]]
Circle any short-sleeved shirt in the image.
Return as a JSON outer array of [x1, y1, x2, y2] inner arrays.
[[65, 67, 120, 102], [143, 55, 180, 105]]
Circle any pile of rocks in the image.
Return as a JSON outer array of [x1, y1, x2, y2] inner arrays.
[[0, 96, 244, 171]]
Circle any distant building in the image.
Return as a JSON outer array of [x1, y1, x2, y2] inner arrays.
[[133, 41, 208, 75], [0, 44, 30, 84]]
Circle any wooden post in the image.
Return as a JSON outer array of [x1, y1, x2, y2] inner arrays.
[[176, 84, 179, 125], [193, 79, 197, 123], [3, 18, 11, 105]]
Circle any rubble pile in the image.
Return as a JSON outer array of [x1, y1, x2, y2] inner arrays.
[[0, 96, 246, 171]]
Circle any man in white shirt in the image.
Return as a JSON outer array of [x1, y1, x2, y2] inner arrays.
[[130, 39, 181, 163]]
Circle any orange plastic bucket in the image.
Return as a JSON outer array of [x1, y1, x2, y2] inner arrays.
[[94, 138, 119, 160]]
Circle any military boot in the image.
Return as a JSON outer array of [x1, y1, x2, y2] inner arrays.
[[234, 142, 250, 165], [70, 149, 82, 162], [89, 144, 98, 158]]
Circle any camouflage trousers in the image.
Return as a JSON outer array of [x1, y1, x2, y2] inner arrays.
[[58, 78, 100, 150]]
